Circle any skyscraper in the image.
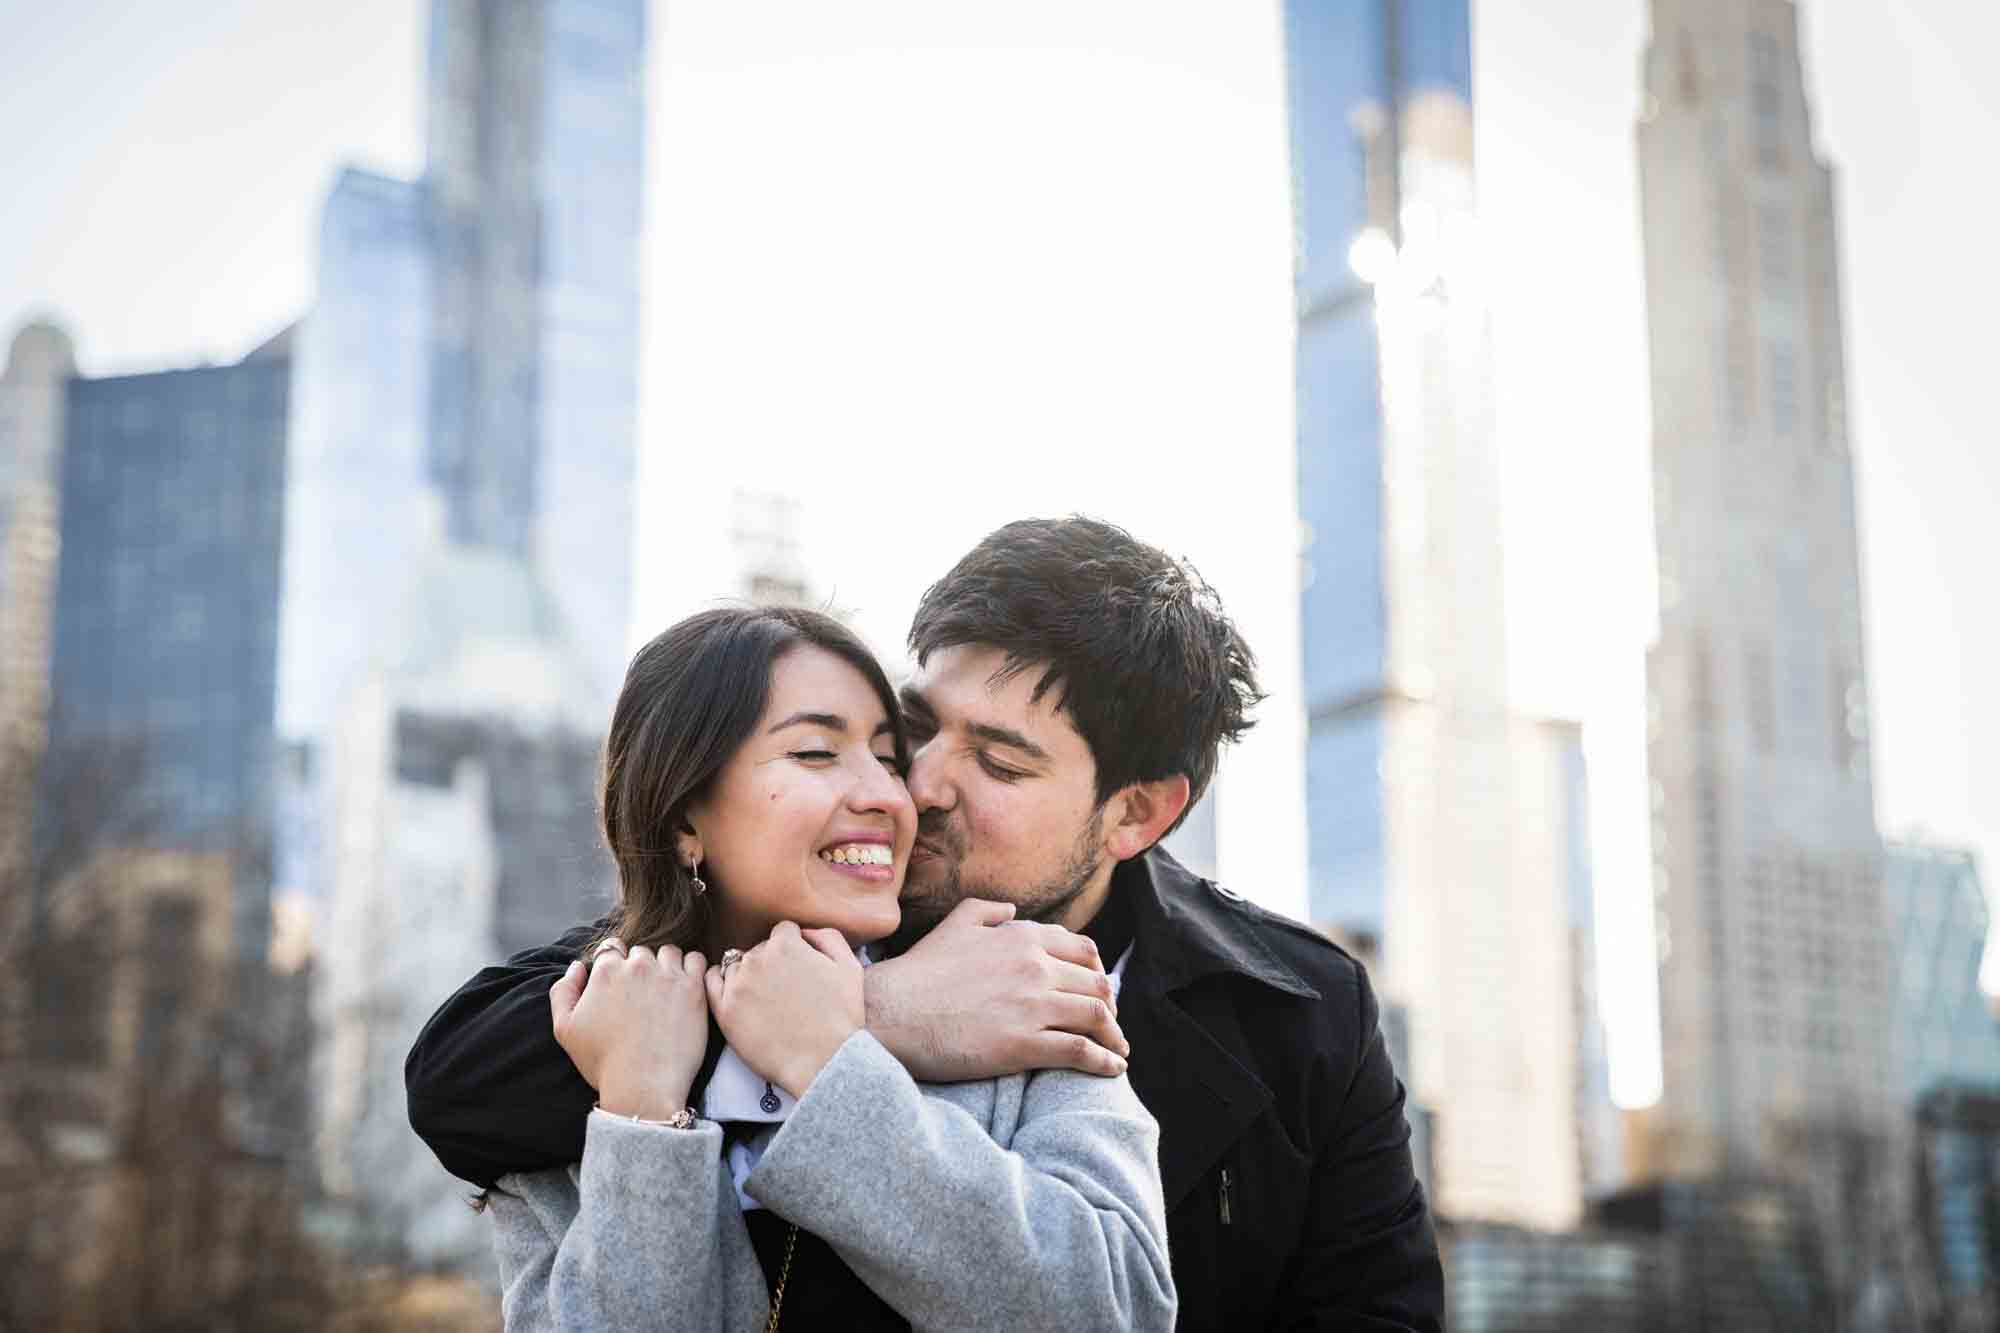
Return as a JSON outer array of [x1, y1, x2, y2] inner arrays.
[[424, 0, 647, 704], [278, 0, 646, 789], [1638, 0, 1895, 1176], [1887, 841, 2000, 1102], [292, 0, 645, 1263], [43, 336, 292, 961], [1284, 0, 1612, 1227], [0, 322, 74, 891]]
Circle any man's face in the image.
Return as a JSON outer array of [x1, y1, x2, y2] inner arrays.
[[896, 644, 1110, 933]]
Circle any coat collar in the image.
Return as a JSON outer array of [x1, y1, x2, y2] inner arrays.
[[1117, 848, 1319, 1002], [1114, 849, 1320, 1210]]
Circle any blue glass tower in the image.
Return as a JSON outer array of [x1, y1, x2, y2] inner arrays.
[[1285, 0, 1472, 940], [1889, 841, 2000, 1100], [424, 0, 646, 702], [45, 341, 291, 960]]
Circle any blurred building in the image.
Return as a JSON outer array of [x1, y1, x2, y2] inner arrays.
[[0, 321, 74, 980], [1913, 1087, 2000, 1326], [1638, 0, 1895, 1161], [1444, 1223, 1660, 1333], [41, 336, 291, 962], [424, 0, 647, 705], [286, 3, 645, 1261], [317, 545, 610, 1268], [278, 168, 433, 790], [278, 0, 645, 896], [1283, 0, 1614, 1228], [1887, 840, 2000, 1101], [1637, 0, 1908, 1313]]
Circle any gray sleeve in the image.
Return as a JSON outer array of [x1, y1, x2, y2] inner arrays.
[[745, 1031, 1177, 1332], [486, 1111, 767, 1331]]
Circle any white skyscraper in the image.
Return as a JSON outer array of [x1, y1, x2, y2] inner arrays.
[[1303, 83, 1613, 1229], [1638, 0, 1904, 1289]]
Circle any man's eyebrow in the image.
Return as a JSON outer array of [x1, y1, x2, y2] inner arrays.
[[898, 686, 935, 718], [969, 722, 1049, 763], [767, 711, 848, 734]]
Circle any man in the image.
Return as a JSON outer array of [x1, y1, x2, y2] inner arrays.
[[405, 517, 1443, 1330]]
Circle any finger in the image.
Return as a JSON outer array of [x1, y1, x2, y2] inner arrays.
[[1037, 925, 1104, 973], [1045, 958, 1118, 1009], [627, 944, 656, 968], [590, 937, 627, 966], [1028, 1029, 1128, 1078], [1044, 991, 1131, 1059], [799, 927, 852, 965], [660, 944, 684, 971], [704, 965, 726, 1010], [769, 920, 802, 945], [948, 897, 1017, 928], [549, 960, 585, 1029], [683, 949, 707, 977]]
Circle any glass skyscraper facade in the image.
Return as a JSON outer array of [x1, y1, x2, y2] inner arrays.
[[423, 0, 645, 704], [1888, 840, 2000, 1100], [44, 342, 291, 960], [1285, 0, 1472, 938], [277, 0, 645, 907], [1285, 1, 1613, 1229], [278, 168, 433, 754]]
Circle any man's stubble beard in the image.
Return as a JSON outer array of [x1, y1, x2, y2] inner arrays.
[[888, 806, 1106, 952]]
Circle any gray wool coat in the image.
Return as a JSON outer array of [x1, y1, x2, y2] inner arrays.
[[487, 1030, 1177, 1331]]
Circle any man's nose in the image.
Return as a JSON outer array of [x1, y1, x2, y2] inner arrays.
[[904, 737, 953, 813]]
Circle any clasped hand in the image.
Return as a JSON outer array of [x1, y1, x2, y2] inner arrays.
[[550, 923, 865, 1120]]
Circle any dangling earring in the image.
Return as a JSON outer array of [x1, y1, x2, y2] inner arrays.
[[689, 853, 707, 896]]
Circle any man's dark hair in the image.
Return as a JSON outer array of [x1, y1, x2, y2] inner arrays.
[[908, 516, 1264, 833]]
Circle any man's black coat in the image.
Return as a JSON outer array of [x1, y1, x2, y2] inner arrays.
[[404, 849, 1444, 1331]]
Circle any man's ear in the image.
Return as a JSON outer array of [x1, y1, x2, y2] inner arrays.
[[1102, 774, 1192, 862]]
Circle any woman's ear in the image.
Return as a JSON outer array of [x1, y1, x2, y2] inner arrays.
[[675, 817, 702, 869]]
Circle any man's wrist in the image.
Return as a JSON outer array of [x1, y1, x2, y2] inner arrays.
[[862, 962, 915, 1056], [598, 1078, 693, 1121]]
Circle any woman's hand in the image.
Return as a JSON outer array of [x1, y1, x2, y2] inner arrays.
[[550, 941, 709, 1121], [706, 922, 864, 1100]]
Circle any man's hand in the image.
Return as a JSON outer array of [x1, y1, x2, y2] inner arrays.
[[864, 898, 1131, 1082]]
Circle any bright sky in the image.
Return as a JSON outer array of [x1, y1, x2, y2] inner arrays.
[[3, 0, 1994, 1108]]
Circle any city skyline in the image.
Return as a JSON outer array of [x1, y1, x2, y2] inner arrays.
[[2, 0, 1995, 1108]]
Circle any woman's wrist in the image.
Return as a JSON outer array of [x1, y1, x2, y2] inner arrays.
[[597, 1103, 698, 1130]]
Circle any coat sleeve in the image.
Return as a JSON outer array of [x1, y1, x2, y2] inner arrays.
[[405, 923, 604, 1186], [744, 1031, 1177, 1332], [1276, 961, 1445, 1332], [486, 1112, 766, 1332]]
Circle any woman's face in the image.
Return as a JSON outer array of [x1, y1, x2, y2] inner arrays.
[[690, 644, 915, 951]]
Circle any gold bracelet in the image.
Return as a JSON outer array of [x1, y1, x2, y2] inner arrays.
[[595, 1103, 697, 1130]]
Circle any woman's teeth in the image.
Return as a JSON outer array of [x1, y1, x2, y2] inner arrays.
[[820, 844, 893, 866]]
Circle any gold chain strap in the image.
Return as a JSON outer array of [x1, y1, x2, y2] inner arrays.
[[763, 1222, 800, 1332]]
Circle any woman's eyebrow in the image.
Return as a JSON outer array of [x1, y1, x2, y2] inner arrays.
[[767, 711, 847, 735]]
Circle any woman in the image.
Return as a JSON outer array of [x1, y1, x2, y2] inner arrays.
[[486, 606, 1175, 1331]]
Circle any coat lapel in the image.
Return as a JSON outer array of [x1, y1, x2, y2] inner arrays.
[[1122, 968, 1275, 1211]]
